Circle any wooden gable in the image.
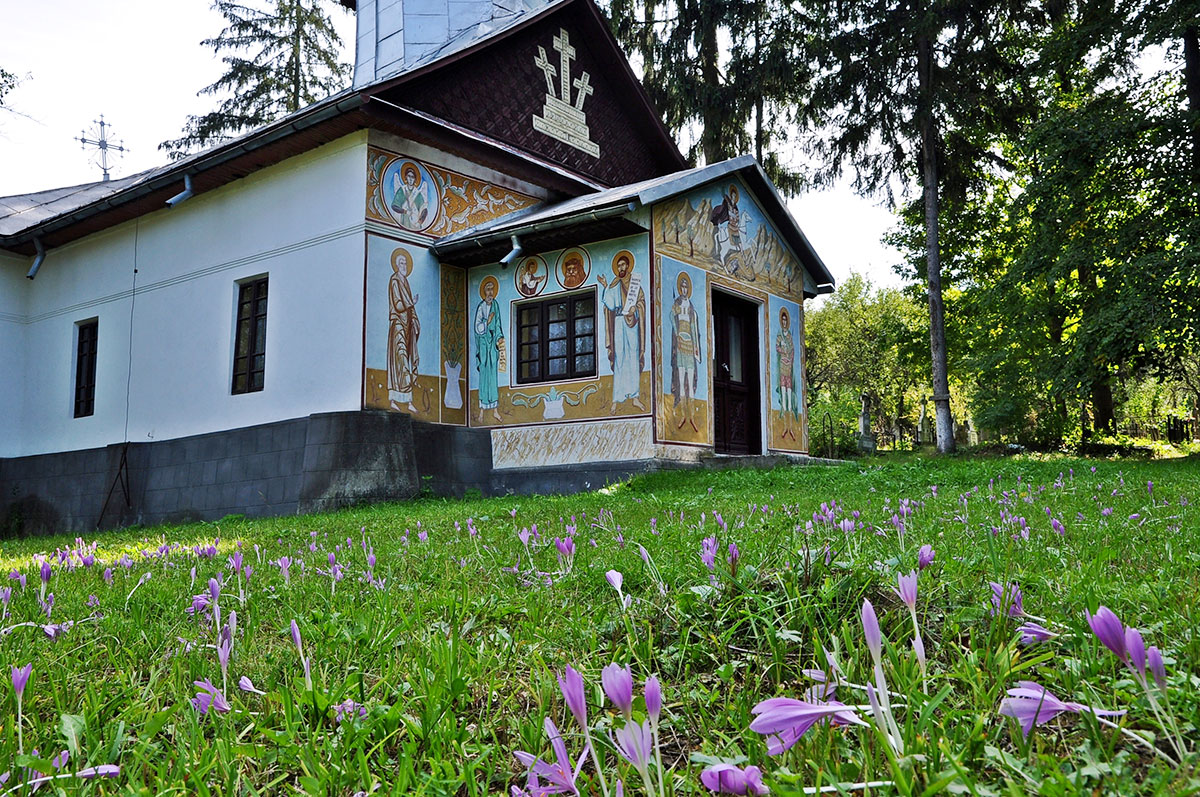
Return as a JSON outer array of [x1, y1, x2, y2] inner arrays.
[[363, 0, 686, 189]]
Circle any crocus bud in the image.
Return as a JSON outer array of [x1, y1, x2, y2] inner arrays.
[[917, 544, 935, 570], [208, 578, 221, 601], [602, 663, 634, 718], [290, 619, 303, 653], [1147, 646, 1167, 690], [1125, 627, 1146, 677], [558, 665, 587, 729], [606, 570, 624, 593], [1086, 606, 1128, 663], [645, 675, 662, 724], [895, 571, 918, 610], [11, 663, 32, 701], [861, 599, 882, 663]]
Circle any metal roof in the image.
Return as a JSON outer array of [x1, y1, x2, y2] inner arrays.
[[0, 0, 567, 253], [433, 155, 836, 294]]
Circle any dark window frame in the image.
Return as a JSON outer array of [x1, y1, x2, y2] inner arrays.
[[514, 288, 598, 385], [73, 319, 98, 418], [232, 276, 268, 395]]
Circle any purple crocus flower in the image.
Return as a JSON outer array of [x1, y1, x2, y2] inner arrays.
[[558, 665, 587, 730], [513, 717, 588, 795], [1017, 621, 1057, 645], [917, 545, 935, 570], [1126, 627, 1147, 675], [11, 663, 32, 702], [1147, 647, 1167, 690], [238, 676, 266, 695], [192, 679, 231, 715], [988, 582, 1025, 618], [602, 663, 634, 718], [700, 536, 718, 570], [861, 599, 882, 663], [333, 698, 368, 723], [645, 675, 662, 725], [606, 570, 624, 593], [40, 559, 51, 587], [895, 571, 918, 611], [1085, 605, 1128, 663], [700, 763, 768, 795], [750, 697, 867, 755], [103, 568, 113, 585], [611, 719, 654, 773], [998, 680, 1124, 738]]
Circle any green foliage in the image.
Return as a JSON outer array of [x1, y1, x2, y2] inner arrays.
[[600, 0, 814, 192], [806, 272, 930, 442], [0, 457, 1198, 792], [160, 0, 351, 159]]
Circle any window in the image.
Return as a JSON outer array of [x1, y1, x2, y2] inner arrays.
[[232, 276, 268, 394], [74, 319, 98, 418], [515, 290, 597, 384]]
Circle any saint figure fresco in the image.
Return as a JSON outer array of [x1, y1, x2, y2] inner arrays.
[[558, 249, 589, 289], [516, 256, 548, 297], [391, 162, 432, 230], [387, 247, 420, 413], [710, 183, 748, 276], [597, 250, 645, 412], [775, 306, 799, 441], [670, 271, 700, 431], [473, 276, 505, 423]]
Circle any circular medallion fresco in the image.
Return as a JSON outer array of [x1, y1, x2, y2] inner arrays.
[[514, 255, 549, 297], [381, 159, 440, 233], [556, 248, 591, 290]]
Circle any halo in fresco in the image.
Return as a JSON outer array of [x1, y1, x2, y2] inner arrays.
[[382, 159, 440, 232], [556, 247, 591, 290], [514, 255, 549, 297], [478, 274, 500, 300]]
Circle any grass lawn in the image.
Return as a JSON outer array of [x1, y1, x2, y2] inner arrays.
[[0, 454, 1197, 795]]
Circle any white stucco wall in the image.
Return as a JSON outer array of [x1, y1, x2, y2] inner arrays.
[[0, 253, 30, 453], [4, 132, 369, 458]]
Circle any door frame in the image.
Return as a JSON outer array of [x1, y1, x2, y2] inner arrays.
[[710, 286, 764, 455]]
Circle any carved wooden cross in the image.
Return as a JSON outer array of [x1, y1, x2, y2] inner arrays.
[[572, 72, 593, 111], [534, 46, 558, 97], [553, 30, 576, 103]]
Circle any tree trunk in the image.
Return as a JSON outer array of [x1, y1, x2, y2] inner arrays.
[[699, 0, 722, 164], [1092, 378, 1116, 436], [918, 29, 955, 454], [1184, 24, 1200, 180]]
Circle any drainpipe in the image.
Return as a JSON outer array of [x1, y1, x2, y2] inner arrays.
[[26, 237, 46, 280], [498, 234, 523, 268], [166, 174, 194, 208]]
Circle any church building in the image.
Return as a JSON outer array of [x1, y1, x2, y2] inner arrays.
[[0, 0, 835, 533]]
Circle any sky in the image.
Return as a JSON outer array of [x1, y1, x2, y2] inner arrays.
[[0, 0, 905, 291]]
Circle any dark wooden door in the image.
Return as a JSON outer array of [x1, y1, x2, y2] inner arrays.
[[712, 291, 761, 455]]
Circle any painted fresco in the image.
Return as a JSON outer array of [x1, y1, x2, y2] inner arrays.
[[366, 147, 538, 237], [467, 235, 651, 428], [364, 233, 466, 425], [652, 178, 806, 303], [654, 255, 709, 445], [652, 179, 811, 454], [768, 295, 805, 452]]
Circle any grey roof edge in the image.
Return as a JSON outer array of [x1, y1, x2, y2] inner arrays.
[[435, 155, 837, 293], [0, 91, 365, 250]]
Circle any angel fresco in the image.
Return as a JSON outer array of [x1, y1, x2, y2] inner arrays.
[[390, 162, 432, 231]]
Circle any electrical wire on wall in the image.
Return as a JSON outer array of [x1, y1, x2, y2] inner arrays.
[[98, 218, 138, 527]]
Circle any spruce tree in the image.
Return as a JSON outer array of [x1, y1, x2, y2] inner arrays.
[[160, 0, 350, 159]]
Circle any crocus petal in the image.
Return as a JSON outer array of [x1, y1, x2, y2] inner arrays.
[[861, 599, 882, 661], [1086, 606, 1128, 663], [1147, 646, 1167, 690], [644, 675, 662, 724], [1125, 627, 1146, 676], [558, 665, 587, 729], [605, 570, 624, 592], [602, 663, 634, 716], [76, 765, 120, 779]]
